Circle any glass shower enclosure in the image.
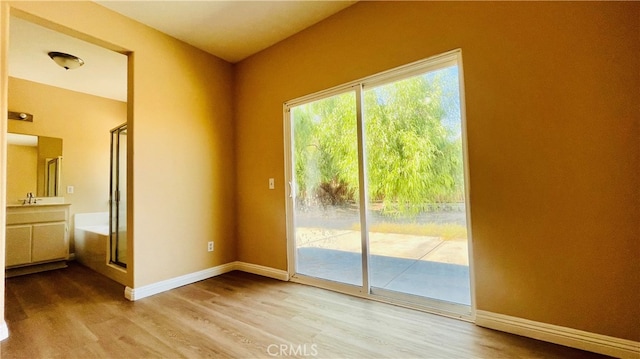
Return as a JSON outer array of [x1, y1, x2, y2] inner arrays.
[[110, 123, 127, 268]]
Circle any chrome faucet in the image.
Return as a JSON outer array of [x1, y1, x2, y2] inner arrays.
[[21, 192, 39, 205]]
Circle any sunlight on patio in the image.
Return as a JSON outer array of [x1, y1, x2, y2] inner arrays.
[[296, 227, 471, 305], [296, 228, 468, 265]]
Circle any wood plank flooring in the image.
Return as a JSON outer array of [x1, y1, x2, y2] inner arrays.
[[2, 262, 610, 358]]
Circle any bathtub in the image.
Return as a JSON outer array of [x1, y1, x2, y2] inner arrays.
[[74, 212, 127, 285]]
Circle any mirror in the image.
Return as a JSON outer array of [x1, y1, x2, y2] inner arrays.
[[6, 132, 63, 202]]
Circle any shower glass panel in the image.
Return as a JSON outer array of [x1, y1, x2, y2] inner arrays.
[[110, 123, 127, 268]]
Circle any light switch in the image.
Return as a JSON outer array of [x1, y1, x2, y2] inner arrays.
[[268, 178, 275, 190], [67, 185, 74, 194]]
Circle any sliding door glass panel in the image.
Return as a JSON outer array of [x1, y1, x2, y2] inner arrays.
[[291, 91, 362, 286], [364, 66, 470, 305]]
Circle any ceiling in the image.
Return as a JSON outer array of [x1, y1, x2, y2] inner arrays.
[[9, 16, 128, 102], [96, 1, 357, 63], [7, 1, 356, 103]]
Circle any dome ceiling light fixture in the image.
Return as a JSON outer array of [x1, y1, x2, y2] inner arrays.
[[48, 51, 84, 70]]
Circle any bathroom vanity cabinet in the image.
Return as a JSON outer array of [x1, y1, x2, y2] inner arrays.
[[5, 204, 70, 276]]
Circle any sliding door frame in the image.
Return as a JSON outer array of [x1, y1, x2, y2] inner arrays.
[[284, 49, 475, 320]]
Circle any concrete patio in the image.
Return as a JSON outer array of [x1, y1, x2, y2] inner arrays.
[[296, 228, 471, 305]]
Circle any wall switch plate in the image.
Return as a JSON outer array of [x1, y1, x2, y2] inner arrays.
[[269, 178, 275, 190], [207, 241, 214, 252], [67, 186, 74, 194]]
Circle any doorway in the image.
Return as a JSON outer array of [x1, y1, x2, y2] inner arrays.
[[286, 50, 472, 315], [5, 13, 130, 285]]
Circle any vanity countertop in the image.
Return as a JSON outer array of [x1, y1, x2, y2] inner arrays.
[[7, 203, 71, 208]]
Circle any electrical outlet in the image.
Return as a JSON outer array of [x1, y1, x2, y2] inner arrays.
[[207, 241, 214, 252], [269, 178, 275, 190]]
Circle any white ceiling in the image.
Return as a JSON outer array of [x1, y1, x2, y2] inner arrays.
[[96, 1, 357, 63], [9, 16, 128, 102], [8, 1, 355, 102]]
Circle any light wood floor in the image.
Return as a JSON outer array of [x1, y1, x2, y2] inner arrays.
[[2, 262, 610, 358]]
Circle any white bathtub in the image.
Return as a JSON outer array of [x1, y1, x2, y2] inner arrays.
[[74, 212, 127, 285], [77, 224, 109, 236]]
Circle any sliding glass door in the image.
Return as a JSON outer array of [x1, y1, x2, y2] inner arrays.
[[364, 65, 470, 306], [291, 92, 363, 287], [286, 50, 471, 313]]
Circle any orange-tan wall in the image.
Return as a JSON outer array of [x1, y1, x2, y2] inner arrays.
[[1, 1, 237, 293], [234, 2, 640, 341], [8, 77, 126, 252]]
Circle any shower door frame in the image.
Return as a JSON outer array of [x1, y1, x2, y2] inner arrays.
[[109, 122, 127, 268]]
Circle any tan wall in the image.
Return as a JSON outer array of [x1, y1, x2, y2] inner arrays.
[[234, 2, 640, 341], [6, 143, 37, 201], [1, 1, 236, 291], [8, 78, 125, 247]]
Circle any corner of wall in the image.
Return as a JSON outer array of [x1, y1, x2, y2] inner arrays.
[[123, 261, 288, 301]]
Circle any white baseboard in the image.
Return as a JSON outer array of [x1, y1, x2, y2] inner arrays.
[[125, 262, 237, 301], [124, 261, 288, 301], [234, 261, 289, 281], [0, 321, 8, 341], [476, 310, 640, 359]]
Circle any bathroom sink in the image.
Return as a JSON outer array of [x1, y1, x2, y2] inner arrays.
[[9, 197, 66, 206]]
